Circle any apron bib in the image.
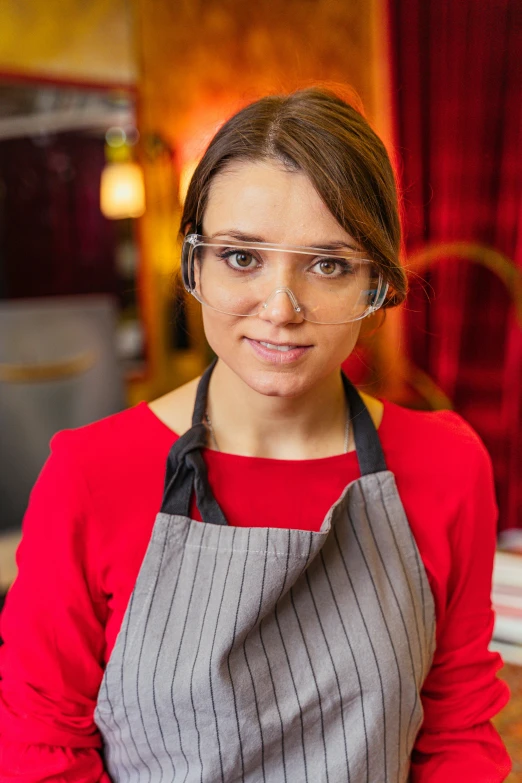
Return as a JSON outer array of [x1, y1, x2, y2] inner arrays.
[[95, 362, 436, 783]]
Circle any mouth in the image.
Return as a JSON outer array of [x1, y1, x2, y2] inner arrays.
[[244, 337, 312, 364], [258, 340, 304, 352]]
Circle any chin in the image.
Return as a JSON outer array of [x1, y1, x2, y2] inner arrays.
[[205, 317, 357, 398], [223, 352, 329, 399], [243, 368, 311, 398]]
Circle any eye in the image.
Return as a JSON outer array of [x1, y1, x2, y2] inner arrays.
[[312, 258, 351, 277], [220, 250, 259, 270]]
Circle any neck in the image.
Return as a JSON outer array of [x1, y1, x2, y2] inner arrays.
[[206, 360, 351, 459]]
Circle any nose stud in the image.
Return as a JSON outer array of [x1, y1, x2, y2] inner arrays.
[[261, 287, 302, 313]]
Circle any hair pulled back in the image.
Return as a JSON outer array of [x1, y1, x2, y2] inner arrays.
[[181, 87, 406, 308]]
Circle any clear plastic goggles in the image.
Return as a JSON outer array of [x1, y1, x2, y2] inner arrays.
[[181, 234, 389, 325]]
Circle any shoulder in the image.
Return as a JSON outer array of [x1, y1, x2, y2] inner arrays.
[[380, 403, 498, 601], [29, 403, 177, 570], [380, 400, 494, 490], [50, 401, 167, 461], [47, 401, 176, 502], [20, 407, 162, 582]]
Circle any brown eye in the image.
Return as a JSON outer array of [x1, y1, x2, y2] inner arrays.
[[223, 250, 257, 270], [235, 253, 252, 267], [318, 259, 337, 275]]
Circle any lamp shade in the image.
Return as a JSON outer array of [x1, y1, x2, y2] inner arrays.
[[100, 162, 145, 219]]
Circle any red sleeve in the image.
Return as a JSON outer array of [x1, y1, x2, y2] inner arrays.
[[0, 432, 110, 781], [410, 416, 511, 782]]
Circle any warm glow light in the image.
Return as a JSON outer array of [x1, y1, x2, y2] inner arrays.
[[177, 99, 241, 205], [100, 162, 145, 219], [179, 159, 199, 205]]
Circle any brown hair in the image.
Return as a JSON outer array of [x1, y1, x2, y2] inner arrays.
[[181, 86, 406, 308]]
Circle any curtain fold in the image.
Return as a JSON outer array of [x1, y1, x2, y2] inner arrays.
[[0, 135, 117, 299], [388, 0, 522, 530]]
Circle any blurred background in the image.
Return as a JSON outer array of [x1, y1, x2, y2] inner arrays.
[[0, 0, 520, 771]]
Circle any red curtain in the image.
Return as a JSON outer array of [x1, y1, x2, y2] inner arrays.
[[0, 134, 117, 300], [388, 0, 522, 531]]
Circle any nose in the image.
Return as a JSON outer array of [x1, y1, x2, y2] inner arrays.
[[258, 287, 304, 326]]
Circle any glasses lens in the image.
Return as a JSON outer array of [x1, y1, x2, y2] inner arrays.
[[191, 241, 379, 323], [194, 243, 263, 317]]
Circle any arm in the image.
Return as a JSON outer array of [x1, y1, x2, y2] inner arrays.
[[411, 426, 511, 782], [0, 432, 111, 781]]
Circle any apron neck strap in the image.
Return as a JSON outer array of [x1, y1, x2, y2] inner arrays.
[[160, 360, 386, 520], [161, 359, 227, 521], [191, 358, 217, 427], [341, 373, 387, 476]]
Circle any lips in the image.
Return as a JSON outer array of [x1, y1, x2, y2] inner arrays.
[[249, 338, 312, 347], [245, 337, 312, 364]]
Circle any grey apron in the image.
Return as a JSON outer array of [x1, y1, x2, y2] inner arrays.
[[95, 362, 436, 783]]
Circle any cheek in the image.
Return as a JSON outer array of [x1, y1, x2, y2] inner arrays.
[[202, 309, 238, 353], [324, 323, 362, 363]]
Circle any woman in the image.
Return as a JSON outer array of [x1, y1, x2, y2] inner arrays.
[[0, 87, 511, 782]]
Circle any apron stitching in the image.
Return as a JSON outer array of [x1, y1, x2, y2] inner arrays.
[[242, 527, 270, 783], [375, 474, 430, 680], [188, 525, 223, 783], [184, 543, 313, 558], [289, 534, 331, 783], [170, 523, 206, 781], [134, 526, 171, 783], [226, 527, 252, 781], [273, 527, 310, 783], [358, 482, 421, 766], [304, 567, 351, 782], [208, 527, 238, 782], [320, 544, 372, 780], [150, 521, 191, 780]]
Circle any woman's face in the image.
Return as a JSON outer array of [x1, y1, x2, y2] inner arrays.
[[200, 159, 365, 399]]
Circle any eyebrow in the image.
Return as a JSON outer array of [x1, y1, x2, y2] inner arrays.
[[208, 230, 359, 252]]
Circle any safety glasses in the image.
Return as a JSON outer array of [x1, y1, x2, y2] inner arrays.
[[181, 234, 389, 325]]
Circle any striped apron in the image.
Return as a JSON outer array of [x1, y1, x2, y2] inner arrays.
[[95, 362, 436, 782]]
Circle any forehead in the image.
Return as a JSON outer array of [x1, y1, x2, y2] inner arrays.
[[203, 160, 354, 246]]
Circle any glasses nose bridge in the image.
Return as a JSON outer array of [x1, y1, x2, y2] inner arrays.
[[261, 286, 302, 314]]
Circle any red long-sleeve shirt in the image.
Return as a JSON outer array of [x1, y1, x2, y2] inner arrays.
[[0, 399, 511, 781]]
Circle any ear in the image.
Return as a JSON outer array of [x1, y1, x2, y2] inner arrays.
[[368, 281, 389, 311], [181, 235, 196, 291]]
